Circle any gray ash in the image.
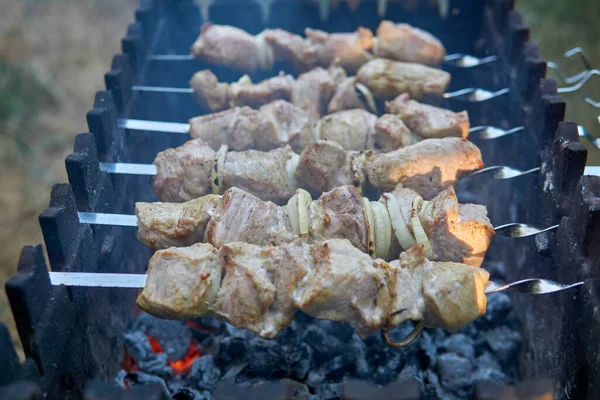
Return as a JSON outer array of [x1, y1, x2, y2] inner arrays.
[[116, 261, 520, 399]]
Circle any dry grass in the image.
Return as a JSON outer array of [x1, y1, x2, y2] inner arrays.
[[0, 0, 598, 360]]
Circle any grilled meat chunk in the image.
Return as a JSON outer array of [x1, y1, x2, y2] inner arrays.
[[373, 114, 418, 152], [212, 241, 309, 337], [374, 21, 446, 66], [314, 109, 377, 151], [190, 23, 274, 73], [136, 184, 493, 266], [263, 29, 317, 73], [136, 243, 222, 319], [357, 58, 450, 100], [386, 94, 469, 139], [189, 70, 230, 112], [291, 67, 344, 116], [137, 240, 489, 339], [366, 137, 483, 199], [304, 27, 374, 74], [296, 138, 482, 198], [136, 196, 220, 249], [189, 101, 315, 152]]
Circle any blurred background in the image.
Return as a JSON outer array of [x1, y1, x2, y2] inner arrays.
[[0, 0, 598, 356]]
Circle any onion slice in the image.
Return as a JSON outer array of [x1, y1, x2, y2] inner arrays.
[[355, 82, 378, 114], [287, 193, 300, 237], [362, 197, 376, 258], [286, 152, 300, 188], [383, 193, 417, 251], [296, 189, 312, 242], [371, 200, 392, 259], [411, 196, 434, 259], [211, 145, 228, 195]]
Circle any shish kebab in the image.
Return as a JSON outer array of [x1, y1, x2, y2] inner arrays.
[[48, 241, 584, 347], [134, 96, 469, 154]]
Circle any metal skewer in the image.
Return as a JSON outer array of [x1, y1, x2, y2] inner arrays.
[[383, 277, 584, 348], [47, 271, 584, 294], [547, 47, 593, 85], [76, 211, 561, 239]]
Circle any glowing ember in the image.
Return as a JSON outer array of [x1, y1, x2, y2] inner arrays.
[[171, 344, 201, 375]]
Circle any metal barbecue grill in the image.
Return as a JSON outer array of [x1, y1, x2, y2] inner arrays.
[[1, 1, 599, 399]]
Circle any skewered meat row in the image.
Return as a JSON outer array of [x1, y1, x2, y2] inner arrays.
[[190, 21, 446, 74], [190, 61, 456, 119], [136, 184, 494, 267], [188, 99, 468, 153], [137, 240, 489, 339], [152, 137, 482, 203]]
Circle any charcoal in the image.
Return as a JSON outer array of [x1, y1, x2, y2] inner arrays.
[[172, 387, 212, 400], [484, 261, 507, 280], [318, 320, 355, 342], [437, 353, 473, 392], [316, 383, 340, 400], [245, 337, 286, 377], [319, 355, 350, 380], [482, 327, 521, 364], [351, 335, 370, 379], [440, 334, 475, 360], [225, 324, 252, 339], [134, 313, 192, 360], [221, 362, 249, 381], [417, 331, 439, 370], [115, 370, 171, 398], [306, 370, 326, 387], [475, 293, 515, 330], [217, 336, 247, 365], [288, 343, 313, 380], [302, 325, 344, 362], [189, 355, 221, 391], [397, 364, 421, 382], [422, 370, 454, 400], [123, 331, 172, 377]]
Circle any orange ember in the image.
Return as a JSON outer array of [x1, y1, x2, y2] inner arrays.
[[125, 334, 201, 376], [170, 344, 201, 375]]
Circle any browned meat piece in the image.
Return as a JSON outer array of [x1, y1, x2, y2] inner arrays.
[[136, 243, 221, 319], [256, 100, 317, 152], [296, 138, 482, 198], [223, 146, 298, 203], [314, 109, 377, 151], [305, 27, 374, 74], [205, 188, 295, 248], [291, 67, 342, 116], [152, 139, 215, 202], [190, 23, 274, 73], [293, 239, 391, 338], [188, 101, 315, 152], [366, 137, 483, 199], [327, 77, 372, 114], [307, 185, 368, 253], [211, 241, 309, 337], [229, 73, 295, 109], [136, 196, 220, 249], [417, 186, 495, 267], [189, 107, 260, 151], [373, 114, 418, 152], [374, 21, 446, 66], [386, 94, 469, 139], [293, 140, 359, 195], [151, 139, 299, 204], [388, 186, 494, 266], [385, 245, 489, 331], [137, 240, 489, 339], [189, 70, 230, 112], [357, 58, 451, 100], [263, 29, 317, 73]]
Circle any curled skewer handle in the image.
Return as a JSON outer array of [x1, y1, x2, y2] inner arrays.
[[557, 70, 600, 93], [382, 317, 425, 348]]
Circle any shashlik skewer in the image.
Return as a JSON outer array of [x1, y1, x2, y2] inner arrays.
[[135, 184, 495, 267], [186, 99, 468, 153], [190, 21, 446, 75], [149, 136, 481, 203], [135, 240, 488, 340]]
